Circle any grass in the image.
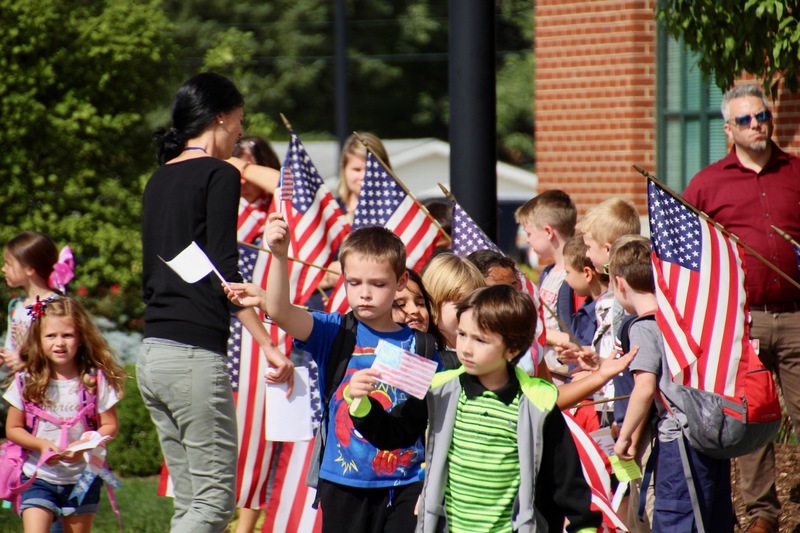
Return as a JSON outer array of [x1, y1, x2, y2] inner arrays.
[[0, 476, 174, 533]]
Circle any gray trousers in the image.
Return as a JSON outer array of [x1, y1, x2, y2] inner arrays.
[[137, 339, 238, 533]]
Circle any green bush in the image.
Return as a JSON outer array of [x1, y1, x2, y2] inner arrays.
[[107, 365, 162, 476]]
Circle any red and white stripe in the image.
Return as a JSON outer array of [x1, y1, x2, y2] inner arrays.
[[563, 412, 627, 532], [262, 440, 322, 532]]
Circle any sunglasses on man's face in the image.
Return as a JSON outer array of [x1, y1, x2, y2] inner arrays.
[[731, 110, 772, 127]]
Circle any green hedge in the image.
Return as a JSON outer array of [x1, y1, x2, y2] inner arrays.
[[107, 365, 162, 477]]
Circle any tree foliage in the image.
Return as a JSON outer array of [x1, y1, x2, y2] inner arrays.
[[0, 0, 172, 325], [162, 0, 534, 166], [0, 0, 534, 333], [657, 0, 800, 94]]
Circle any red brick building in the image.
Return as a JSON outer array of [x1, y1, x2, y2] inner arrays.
[[534, 0, 800, 217]]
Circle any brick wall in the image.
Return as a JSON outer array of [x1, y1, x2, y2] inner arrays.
[[535, 1, 800, 217], [535, 0, 657, 216]]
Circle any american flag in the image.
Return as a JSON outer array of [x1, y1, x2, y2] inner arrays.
[[326, 149, 443, 314], [282, 131, 350, 307], [451, 201, 503, 256], [449, 200, 546, 355], [262, 439, 323, 532], [372, 340, 438, 399], [648, 179, 748, 396], [237, 196, 271, 245], [562, 412, 628, 532]]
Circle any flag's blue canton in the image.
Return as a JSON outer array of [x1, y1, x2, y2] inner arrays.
[[227, 317, 242, 391], [238, 244, 259, 283], [451, 203, 502, 257], [792, 241, 800, 275], [286, 133, 325, 215], [648, 180, 701, 271], [352, 152, 403, 230], [226, 244, 257, 391]]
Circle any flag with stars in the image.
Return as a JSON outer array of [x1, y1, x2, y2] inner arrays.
[[451, 201, 503, 256], [282, 130, 350, 307], [450, 199, 546, 359], [228, 243, 285, 508], [648, 179, 749, 395], [326, 149, 443, 314]]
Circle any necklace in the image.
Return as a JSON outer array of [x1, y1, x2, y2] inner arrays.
[[184, 146, 208, 154]]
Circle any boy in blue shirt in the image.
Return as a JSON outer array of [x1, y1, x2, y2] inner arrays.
[[230, 214, 430, 533]]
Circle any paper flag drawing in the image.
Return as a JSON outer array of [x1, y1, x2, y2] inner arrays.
[[278, 166, 294, 214], [160, 241, 230, 288], [372, 340, 438, 399], [266, 367, 313, 442]]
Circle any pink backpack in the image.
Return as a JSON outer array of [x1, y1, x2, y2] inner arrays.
[[0, 372, 120, 520]]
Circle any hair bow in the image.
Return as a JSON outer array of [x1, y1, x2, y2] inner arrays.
[[26, 296, 47, 321], [48, 245, 75, 292]]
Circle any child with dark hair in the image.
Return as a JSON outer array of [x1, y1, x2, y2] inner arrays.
[[347, 285, 602, 533], [392, 268, 447, 350], [467, 248, 521, 288]]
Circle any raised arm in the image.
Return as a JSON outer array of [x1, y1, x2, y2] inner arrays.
[[263, 212, 314, 342]]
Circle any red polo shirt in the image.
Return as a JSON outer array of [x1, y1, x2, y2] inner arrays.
[[683, 142, 800, 306]]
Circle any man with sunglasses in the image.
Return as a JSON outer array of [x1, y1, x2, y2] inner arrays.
[[683, 84, 800, 533]]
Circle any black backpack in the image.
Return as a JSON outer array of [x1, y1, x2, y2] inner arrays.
[[306, 311, 437, 493]]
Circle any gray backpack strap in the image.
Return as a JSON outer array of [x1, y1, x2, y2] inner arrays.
[[676, 431, 707, 533]]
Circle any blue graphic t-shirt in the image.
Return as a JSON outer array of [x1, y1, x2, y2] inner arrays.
[[296, 311, 425, 488]]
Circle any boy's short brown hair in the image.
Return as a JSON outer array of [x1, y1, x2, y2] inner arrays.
[[576, 198, 641, 246], [608, 235, 654, 293], [563, 235, 592, 272], [563, 235, 608, 283], [514, 190, 577, 239], [338, 226, 406, 279], [456, 284, 536, 360]]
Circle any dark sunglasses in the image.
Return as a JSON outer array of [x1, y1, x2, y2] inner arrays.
[[731, 110, 772, 127]]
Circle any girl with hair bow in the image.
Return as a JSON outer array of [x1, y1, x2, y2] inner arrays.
[[1, 232, 74, 374]]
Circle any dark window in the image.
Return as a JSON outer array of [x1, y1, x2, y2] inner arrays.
[[656, 28, 727, 191]]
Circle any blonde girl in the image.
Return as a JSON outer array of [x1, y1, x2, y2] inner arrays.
[[421, 254, 486, 368], [3, 296, 125, 532], [337, 132, 391, 223]]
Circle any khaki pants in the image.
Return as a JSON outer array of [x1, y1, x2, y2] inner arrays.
[[138, 340, 238, 533]]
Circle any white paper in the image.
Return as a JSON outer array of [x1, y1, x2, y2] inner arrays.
[[65, 431, 111, 453], [160, 241, 228, 286], [266, 367, 313, 442]]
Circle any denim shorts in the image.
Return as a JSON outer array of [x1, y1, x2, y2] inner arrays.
[[19, 476, 103, 517]]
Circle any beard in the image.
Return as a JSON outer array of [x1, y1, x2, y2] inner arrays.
[[745, 138, 769, 152]]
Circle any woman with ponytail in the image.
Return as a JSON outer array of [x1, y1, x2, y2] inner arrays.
[[141, 72, 294, 532]]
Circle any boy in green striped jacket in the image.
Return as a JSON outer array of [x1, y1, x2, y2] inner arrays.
[[347, 284, 601, 533]]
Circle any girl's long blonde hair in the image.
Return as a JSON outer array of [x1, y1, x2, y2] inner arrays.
[[20, 297, 126, 405], [337, 132, 391, 202]]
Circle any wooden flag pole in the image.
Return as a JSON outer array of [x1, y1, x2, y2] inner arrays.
[[437, 182, 457, 203], [279, 113, 294, 133], [354, 131, 452, 243], [633, 165, 800, 291], [772, 224, 800, 250], [238, 241, 339, 275], [539, 300, 586, 350]]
